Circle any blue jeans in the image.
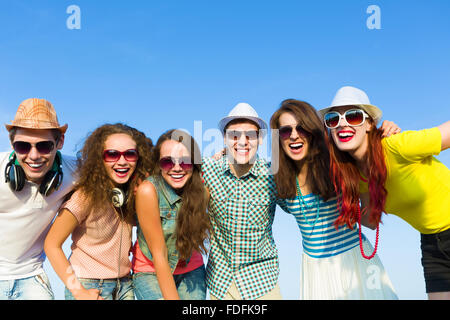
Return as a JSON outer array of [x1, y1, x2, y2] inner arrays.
[[64, 275, 134, 300], [0, 272, 54, 300], [133, 265, 207, 300]]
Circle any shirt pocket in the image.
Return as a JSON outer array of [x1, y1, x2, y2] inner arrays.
[[159, 206, 177, 242], [247, 196, 273, 227]]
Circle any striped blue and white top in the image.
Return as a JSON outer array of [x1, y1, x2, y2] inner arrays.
[[278, 194, 360, 258]]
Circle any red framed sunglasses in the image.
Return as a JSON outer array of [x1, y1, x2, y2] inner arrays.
[[103, 149, 139, 162]]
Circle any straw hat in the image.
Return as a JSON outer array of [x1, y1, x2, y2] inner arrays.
[[218, 102, 267, 133], [318, 86, 383, 124], [5, 98, 68, 133]]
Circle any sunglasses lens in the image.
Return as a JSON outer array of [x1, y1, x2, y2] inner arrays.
[[345, 110, 365, 126], [279, 126, 293, 139], [179, 157, 193, 171], [324, 112, 340, 128], [13, 141, 31, 154], [159, 157, 175, 171], [103, 150, 121, 162], [36, 141, 55, 154], [296, 125, 310, 137], [123, 149, 139, 162], [246, 130, 258, 140], [226, 131, 241, 140]]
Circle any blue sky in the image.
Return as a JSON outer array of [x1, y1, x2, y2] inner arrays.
[[0, 0, 449, 300]]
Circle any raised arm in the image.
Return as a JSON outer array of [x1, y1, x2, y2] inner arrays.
[[44, 209, 103, 300], [437, 120, 450, 151], [135, 181, 180, 300]]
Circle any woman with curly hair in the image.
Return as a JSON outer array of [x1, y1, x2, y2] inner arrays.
[[321, 86, 450, 300], [271, 99, 398, 299], [132, 129, 210, 300], [44, 123, 154, 300]]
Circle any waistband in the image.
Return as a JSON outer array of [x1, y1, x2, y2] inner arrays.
[[421, 227, 450, 241], [77, 274, 132, 283]]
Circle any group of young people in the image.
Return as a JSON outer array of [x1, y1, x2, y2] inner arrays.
[[1, 86, 449, 300]]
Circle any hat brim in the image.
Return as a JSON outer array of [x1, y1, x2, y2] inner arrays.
[[218, 116, 268, 133], [5, 123, 68, 134], [318, 104, 382, 125]]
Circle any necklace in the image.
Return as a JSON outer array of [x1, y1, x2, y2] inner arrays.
[[357, 205, 379, 260], [295, 177, 320, 227]]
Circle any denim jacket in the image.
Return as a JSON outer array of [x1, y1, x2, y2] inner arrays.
[[136, 175, 185, 273]]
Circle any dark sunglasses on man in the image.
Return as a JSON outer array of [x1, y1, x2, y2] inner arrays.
[[225, 130, 259, 141], [12, 140, 56, 155]]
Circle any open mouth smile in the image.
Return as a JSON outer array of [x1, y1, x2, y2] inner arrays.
[[337, 130, 355, 142], [113, 167, 130, 178]]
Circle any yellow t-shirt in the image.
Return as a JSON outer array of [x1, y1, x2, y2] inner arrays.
[[360, 127, 450, 234]]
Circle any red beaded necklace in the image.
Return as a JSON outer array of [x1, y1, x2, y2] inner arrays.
[[357, 204, 379, 260]]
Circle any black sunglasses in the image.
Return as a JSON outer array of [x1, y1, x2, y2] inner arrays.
[[278, 125, 310, 140], [12, 141, 55, 155]]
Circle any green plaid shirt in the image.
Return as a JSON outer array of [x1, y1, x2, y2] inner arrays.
[[202, 156, 279, 300]]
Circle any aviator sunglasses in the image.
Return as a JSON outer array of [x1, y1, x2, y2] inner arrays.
[[13, 140, 55, 155], [103, 149, 139, 162], [278, 125, 310, 140], [225, 130, 259, 141], [324, 109, 370, 129], [159, 156, 193, 171]]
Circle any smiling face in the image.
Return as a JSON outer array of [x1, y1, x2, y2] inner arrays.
[[159, 139, 193, 190], [103, 133, 138, 186], [329, 106, 372, 157], [278, 111, 310, 163], [224, 121, 260, 165], [12, 128, 64, 184]]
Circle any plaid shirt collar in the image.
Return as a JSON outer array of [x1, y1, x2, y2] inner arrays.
[[220, 155, 266, 179]]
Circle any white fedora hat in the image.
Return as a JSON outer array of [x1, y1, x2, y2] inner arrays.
[[318, 86, 383, 124], [218, 102, 267, 133]]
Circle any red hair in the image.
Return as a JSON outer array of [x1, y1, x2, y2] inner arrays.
[[327, 124, 387, 229]]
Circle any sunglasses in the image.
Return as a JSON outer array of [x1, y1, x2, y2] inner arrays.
[[13, 140, 55, 155], [225, 130, 259, 141], [103, 149, 139, 162], [324, 109, 369, 129], [159, 156, 193, 172], [278, 125, 311, 140]]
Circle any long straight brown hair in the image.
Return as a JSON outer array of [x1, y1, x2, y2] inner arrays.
[[270, 99, 335, 200], [151, 129, 210, 261]]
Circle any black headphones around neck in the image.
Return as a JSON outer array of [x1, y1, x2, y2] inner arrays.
[[4, 151, 64, 197]]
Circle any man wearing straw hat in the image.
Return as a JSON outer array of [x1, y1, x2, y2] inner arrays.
[[0, 98, 76, 300]]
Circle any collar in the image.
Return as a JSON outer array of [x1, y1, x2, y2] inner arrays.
[[155, 175, 182, 206], [220, 155, 265, 179]]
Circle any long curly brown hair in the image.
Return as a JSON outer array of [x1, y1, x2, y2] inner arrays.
[[151, 129, 210, 261], [74, 123, 154, 223]]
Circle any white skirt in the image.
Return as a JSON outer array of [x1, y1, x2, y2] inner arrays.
[[301, 238, 398, 300]]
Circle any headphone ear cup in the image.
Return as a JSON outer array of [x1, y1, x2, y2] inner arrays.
[[39, 170, 62, 197], [39, 152, 63, 197], [5, 162, 25, 192], [111, 188, 125, 208]]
